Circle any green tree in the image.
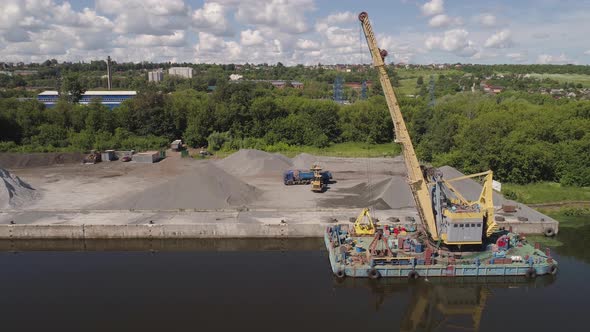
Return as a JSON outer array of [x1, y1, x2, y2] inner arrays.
[[61, 73, 87, 103]]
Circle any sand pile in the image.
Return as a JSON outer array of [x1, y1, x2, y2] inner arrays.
[[216, 149, 293, 177], [102, 163, 259, 210], [0, 168, 37, 209], [292, 153, 320, 169]]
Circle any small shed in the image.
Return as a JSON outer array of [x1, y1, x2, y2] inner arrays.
[[132, 151, 161, 163], [171, 139, 182, 151], [101, 150, 116, 161]]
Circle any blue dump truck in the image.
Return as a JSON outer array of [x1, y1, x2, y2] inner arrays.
[[283, 170, 332, 185]]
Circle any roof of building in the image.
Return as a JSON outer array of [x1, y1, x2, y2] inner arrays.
[[38, 90, 137, 96]]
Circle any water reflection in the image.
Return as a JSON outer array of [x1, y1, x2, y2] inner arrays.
[[553, 223, 590, 264], [334, 276, 555, 331]]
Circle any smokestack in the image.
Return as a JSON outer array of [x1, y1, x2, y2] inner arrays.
[[106, 56, 112, 90]]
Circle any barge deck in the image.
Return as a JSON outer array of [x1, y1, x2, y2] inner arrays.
[[324, 223, 558, 279]]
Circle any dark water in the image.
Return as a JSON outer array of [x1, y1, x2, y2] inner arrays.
[[0, 227, 589, 332]]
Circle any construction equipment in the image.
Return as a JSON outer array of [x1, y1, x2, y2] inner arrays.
[[283, 169, 332, 185], [358, 11, 496, 245], [83, 150, 101, 164], [353, 208, 376, 235], [310, 164, 326, 192]]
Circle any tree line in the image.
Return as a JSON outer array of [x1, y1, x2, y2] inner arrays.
[[1, 75, 589, 187]]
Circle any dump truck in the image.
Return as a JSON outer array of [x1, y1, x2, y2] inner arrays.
[[283, 169, 332, 185]]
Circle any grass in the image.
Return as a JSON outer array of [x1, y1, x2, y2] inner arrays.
[[208, 142, 401, 159], [527, 73, 590, 86], [502, 182, 590, 204], [396, 79, 418, 96]]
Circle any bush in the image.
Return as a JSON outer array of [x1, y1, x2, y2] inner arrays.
[[0, 141, 18, 152], [207, 131, 231, 151], [502, 189, 519, 200]]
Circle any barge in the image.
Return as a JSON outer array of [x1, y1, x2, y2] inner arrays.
[[324, 222, 558, 279]]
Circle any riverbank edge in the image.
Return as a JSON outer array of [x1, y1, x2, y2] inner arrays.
[[0, 220, 558, 239]]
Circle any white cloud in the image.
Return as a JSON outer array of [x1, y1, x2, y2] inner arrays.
[[429, 14, 462, 28], [234, 0, 315, 34], [537, 53, 572, 64], [376, 34, 416, 63], [484, 30, 514, 48], [421, 0, 444, 16], [240, 29, 264, 46], [196, 32, 242, 62], [96, 0, 187, 16], [585, 50, 590, 55], [320, 11, 356, 25], [115, 31, 186, 48], [296, 39, 320, 50], [316, 25, 356, 48], [192, 2, 233, 36], [476, 14, 497, 27], [96, 0, 189, 35], [425, 29, 477, 57], [506, 52, 527, 62]]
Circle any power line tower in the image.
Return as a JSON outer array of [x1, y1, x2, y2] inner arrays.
[[333, 76, 344, 103]]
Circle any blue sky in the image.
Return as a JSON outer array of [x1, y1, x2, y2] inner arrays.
[[1, 0, 589, 65]]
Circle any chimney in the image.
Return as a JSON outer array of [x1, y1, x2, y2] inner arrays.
[[107, 56, 112, 90]]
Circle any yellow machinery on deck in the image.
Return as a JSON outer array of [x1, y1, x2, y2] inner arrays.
[[353, 208, 376, 235], [358, 12, 497, 245]]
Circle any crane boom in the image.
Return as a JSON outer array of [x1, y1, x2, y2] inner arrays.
[[358, 12, 439, 241]]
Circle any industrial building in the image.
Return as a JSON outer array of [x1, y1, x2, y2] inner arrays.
[[148, 69, 163, 82], [168, 67, 193, 79], [37, 90, 137, 109]]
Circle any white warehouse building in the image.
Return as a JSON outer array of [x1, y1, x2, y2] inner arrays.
[[148, 69, 163, 82], [168, 67, 193, 79]]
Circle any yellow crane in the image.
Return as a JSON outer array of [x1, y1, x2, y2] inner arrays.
[[358, 12, 497, 245]]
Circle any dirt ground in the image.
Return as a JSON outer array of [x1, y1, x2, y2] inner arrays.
[[5, 149, 405, 211], [1, 149, 557, 235]]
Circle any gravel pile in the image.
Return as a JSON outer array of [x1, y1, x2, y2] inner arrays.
[[101, 163, 259, 210], [216, 149, 293, 177], [0, 168, 37, 209], [322, 176, 415, 210]]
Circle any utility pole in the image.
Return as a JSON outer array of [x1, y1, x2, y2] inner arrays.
[[106, 56, 112, 90]]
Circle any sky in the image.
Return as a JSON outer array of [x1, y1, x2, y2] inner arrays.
[[1, 0, 590, 65]]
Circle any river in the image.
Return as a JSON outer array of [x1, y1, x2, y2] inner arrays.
[[0, 224, 588, 332]]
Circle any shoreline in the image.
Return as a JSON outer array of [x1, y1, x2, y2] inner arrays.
[[0, 208, 558, 239]]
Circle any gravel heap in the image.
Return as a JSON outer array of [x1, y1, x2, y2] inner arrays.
[[102, 163, 259, 210], [0, 168, 37, 209], [216, 149, 293, 177]]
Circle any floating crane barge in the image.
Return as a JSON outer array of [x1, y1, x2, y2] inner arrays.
[[324, 12, 558, 279], [325, 220, 558, 279]]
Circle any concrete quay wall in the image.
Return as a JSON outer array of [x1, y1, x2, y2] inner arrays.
[[0, 223, 329, 240]]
